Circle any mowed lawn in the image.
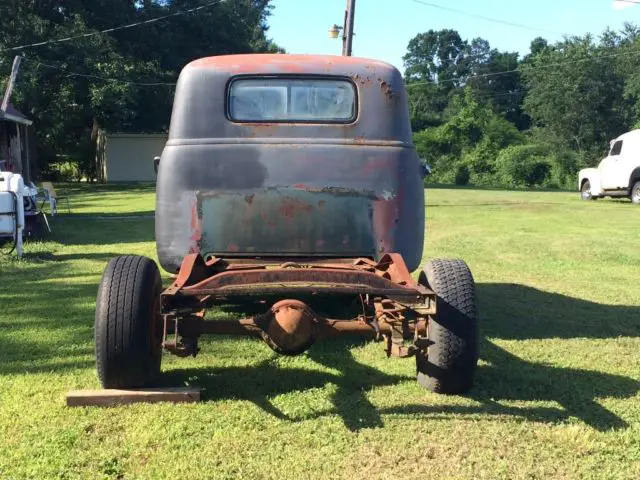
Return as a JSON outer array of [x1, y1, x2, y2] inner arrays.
[[0, 184, 639, 480]]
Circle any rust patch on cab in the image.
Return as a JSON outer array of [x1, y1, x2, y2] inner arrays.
[[279, 197, 315, 219]]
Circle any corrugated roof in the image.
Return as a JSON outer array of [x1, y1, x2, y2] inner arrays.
[[0, 103, 32, 126]]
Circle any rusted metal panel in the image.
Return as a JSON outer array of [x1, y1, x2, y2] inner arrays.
[[156, 144, 424, 271], [198, 187, 375, 256], [161, 254, 434, 311]]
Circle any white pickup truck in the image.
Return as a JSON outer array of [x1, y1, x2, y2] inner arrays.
[[579, 130, 640, 204]]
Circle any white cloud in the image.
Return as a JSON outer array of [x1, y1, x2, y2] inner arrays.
[[613, 0, 636, 10]]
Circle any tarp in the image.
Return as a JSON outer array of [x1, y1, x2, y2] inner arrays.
[[0, 103, 32, 126]]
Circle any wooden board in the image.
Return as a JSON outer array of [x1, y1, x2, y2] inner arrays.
[[66, 387, 201, 407]]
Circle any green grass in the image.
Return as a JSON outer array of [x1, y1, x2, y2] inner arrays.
[[0, 184, 639, 479]]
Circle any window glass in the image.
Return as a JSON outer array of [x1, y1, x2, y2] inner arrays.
[[229, 78, 356, 122], [610, 140, 623, 156]]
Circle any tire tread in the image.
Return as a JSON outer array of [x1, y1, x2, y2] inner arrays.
[[416, 259, 478, 394], [95, 255, 161, 388]]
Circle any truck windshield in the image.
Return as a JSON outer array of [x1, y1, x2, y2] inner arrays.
[[229, 78, 356, 123]]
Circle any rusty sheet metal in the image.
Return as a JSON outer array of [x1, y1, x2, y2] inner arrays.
[[173, 267, 422, 299], [161, 253, 434, 315], [198, 187, 380, 256], [188, 54, 395, 75], [155, 144, 423, 271]]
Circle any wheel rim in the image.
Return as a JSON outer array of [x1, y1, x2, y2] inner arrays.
[[633, 185, 640, 203], [581, 182, 591, 199]]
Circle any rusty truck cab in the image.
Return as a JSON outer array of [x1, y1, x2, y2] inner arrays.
[[94, 54, 479, 397], [156, 54, 425, 272]]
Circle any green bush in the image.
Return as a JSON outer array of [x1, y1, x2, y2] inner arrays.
[[46, 161, 82, 182], [493, 144, 580, 189], [415, 88, 524, 185], [454, 165, 470, 185], [495, 145, 551, 187], [548, 150, 581, 189]]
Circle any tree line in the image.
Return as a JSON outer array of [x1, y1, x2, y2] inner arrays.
[[406, 25, 640, 189]]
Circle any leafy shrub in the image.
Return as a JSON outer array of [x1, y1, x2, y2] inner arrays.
[[45, 161, 82, 182], [495, 145, 551, 187], [454, 165, 470, 185]]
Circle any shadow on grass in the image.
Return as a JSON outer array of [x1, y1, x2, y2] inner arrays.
[[163, 283, 639, 432], [0, 258, 97, 375], [55, 183, 156, 195], [479, 283, 640, 339], [48, 252, 129, 262], [56, 211, 155, 219], [161, 339, 405, 430], [0, 335, 93, 375], [49, 216, 155, 245]]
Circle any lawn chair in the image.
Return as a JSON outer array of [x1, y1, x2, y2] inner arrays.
[[39, 182, 70, 216]]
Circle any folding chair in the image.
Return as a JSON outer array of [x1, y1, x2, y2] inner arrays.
[[40, 182, 71, 216]]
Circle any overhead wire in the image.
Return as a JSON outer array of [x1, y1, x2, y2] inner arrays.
[[0, 0, 224, 53], [35, 61, 177, 87], [405, 42, 640, 88], [410, 0, 572, 36]]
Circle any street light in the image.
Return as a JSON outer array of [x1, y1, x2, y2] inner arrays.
[[328, 24, 343, 39], [329, 0, 356, 56]]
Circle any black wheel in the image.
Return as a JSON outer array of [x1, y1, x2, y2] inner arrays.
[[631, 180, 640, 205], [95, 255, 163, 388], [416, 259, 479, 394], [581, 180, 596, 200]]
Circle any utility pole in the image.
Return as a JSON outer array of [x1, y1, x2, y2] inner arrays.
[[1, 56, 22, 113], [342, 0, 356, 56]]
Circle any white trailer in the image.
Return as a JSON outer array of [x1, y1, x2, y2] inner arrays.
[[0, 171, 26, 256]]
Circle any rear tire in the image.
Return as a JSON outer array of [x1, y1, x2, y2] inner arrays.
[[416, 259, 479, 394], [631, 180, 640, 205], [95, 255, 163, 388]]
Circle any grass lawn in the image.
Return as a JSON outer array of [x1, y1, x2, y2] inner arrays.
[[0, 184, 638, 479]]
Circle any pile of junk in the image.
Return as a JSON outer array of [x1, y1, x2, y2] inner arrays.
[[0, 162, 50, 258]]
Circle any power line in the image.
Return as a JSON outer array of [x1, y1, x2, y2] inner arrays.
[[405, 43, 640, 88], [34, 61, 177, 87], [410, 0, 572, 36], [0, 0, 223, 53]]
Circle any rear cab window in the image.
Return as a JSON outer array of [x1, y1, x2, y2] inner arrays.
[[228, 77, 357, 123]]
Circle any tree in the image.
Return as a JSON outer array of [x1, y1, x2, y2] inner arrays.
[[414, 88, 522, 185], [520, 35, 630, 161], [403, 29, 470, 89], [404, 30, 529, 131], [469, 50, 529, 130]]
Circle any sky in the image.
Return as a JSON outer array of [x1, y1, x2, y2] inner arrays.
[[268, 0, 640, 72]]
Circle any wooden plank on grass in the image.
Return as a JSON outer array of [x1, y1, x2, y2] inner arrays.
[[66, 387, 201, 407]]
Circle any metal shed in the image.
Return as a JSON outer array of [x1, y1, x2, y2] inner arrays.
[[95, 131, 167, 182]]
